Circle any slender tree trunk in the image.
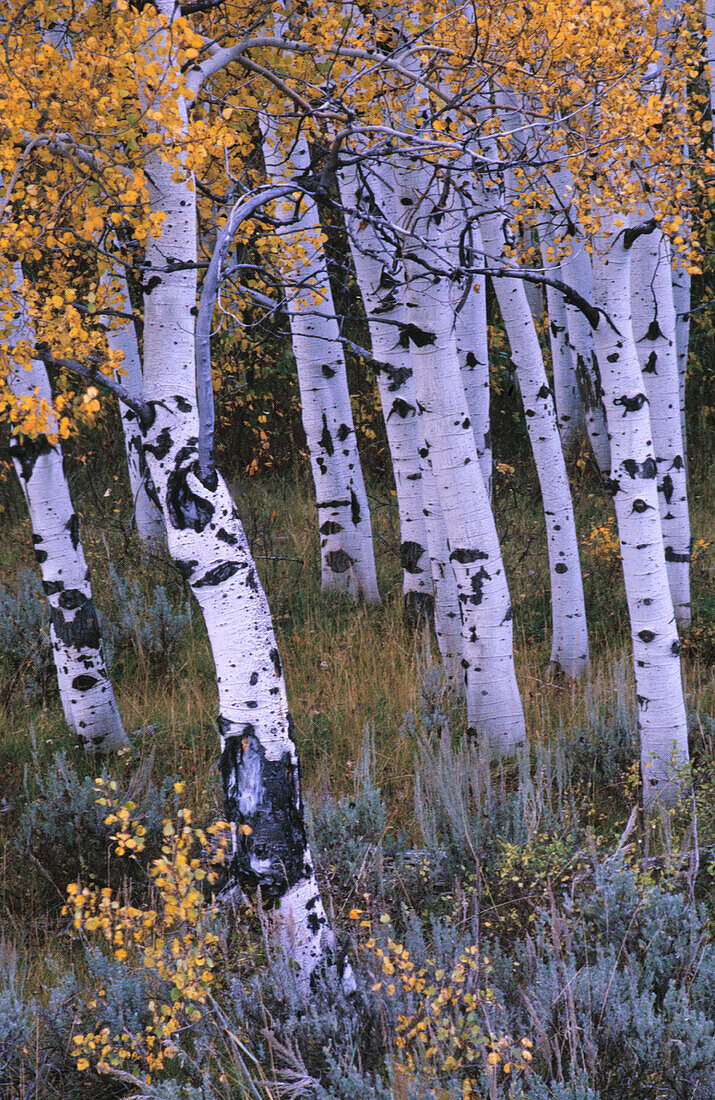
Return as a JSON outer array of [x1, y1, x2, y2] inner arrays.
[[671, 251, 690, 468], [7, 348, 128, 752], [590, 211, 689, 806], [101, 272, 166, 554], [338, 160, 433, 623], [479, 207, 589, 678], [559, 243, 612, 478], [440, 180, 492, 496], [538, 237, 586, 455], [394, 168, 525, 755], [630, 231, 691, 627], [260, 122, 379, 602], [136, 3, 340, 984]]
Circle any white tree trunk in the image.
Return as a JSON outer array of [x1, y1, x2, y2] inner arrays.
[[559, 245, 612, 477], [479, 209, 589, 679], [590, 212, 689, 805], [260, 123, 380, 602], [338, 161, 433, 622], [394, 169, 525, 755], [539, 238, 586, 455], [671, 251, 690, 467], [7, 352, 128, 753], [101, 272, 166, 554], [630, 231, 691, 627], [439, 182, 492, 495], [137, 3, 340, 984]]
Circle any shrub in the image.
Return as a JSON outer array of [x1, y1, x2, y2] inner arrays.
[[99, 566, 191, 671], [0, 569, 54, 705], [13, 749, 178, 905]]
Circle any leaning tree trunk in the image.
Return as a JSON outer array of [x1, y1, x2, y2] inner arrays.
[[136, 2, 341, 985], [260, 120, 380, 602], [393, 162, 526, 756], [478, 205, 589, 679], [590, 211, 689, 807], [630, 230, 691, 628], [101, 271, 166, 554], [338, 159, 433, 623], [7, 347, 128, 752]]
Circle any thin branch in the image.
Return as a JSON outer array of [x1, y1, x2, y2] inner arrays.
[[195, 184, 296, 480], [36, 353, 151, 427]]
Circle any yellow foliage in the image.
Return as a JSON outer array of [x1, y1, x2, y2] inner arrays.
[[64, 780, 231, 1081]]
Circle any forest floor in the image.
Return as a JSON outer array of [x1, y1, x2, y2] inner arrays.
[[0, 432, 713, 1099]]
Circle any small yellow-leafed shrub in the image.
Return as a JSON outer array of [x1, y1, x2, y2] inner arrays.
[[364, 927, 533, 1099], [63, 779, 230, 1082], [583, 517, 621, 566]]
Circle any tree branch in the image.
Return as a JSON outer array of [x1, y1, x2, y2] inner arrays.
[[36, 353, 152, 427]]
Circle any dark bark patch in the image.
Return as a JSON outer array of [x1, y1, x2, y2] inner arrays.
[[336, 424, 351, 443], [216, 527, 238, 545], [34, 549, 48, 563], [387, 397, 415, 420], [403, 590, 433, 629], [250, 672, 259, 686], [66, 514, 80, 550], [320, 520, 343, 535], [50, 596, 101, 650], [638, 629, 655, 643], [671, 639, 681, 655], [193, 562, 240, 588], [321, 364, 337, 379], [72, 673, 98, 692], [325, 549, 354, 573], [144, 427, 173, 461], [502, 604, 513, 622], [622, 457, 656, 479], [660, 474, 674, 503], [554, 563, 568, 574], [10, 434, 53, 482], [319, 414, 334, 457], [664, 547, 690, 563], [536, 383, 552, 401], [398, 323, 437, 349], [220, 734, 307, 899], [316, 498, 351, 509], [643, 351, 658, 374], [174, 558, 198, 579], [465, 351, 477, 368], [614, 393, 647, 414], [382, 365, 412, 391], [632, 498, 652, 512], [350, 488, 361, 527], [401, 541, 426, 573], [175, 395, 192, 412], [450, 547, 488, 564], [166, 461, 214, 532], [269, 648, 282, 678], [42, 580, 64, 596]]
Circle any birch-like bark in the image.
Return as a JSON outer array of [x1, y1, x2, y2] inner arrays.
[[440, 182, 492, 495], [394, 169, 525, 755], [338, 160, 433, 623], [101, 272, 166, 554], [590, 211, 689, 805], [559, 243, 612, 478], [539, 238, 585, 455], [630, 231, 691, 627], [137, 2, 340, 984], [260, 122, 380, 602], [7, 350, 128, 753], [479, 206, 589, 678], [671, 251, 690, 466]]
